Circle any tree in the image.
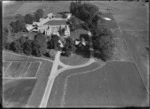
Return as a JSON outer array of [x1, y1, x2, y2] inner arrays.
[[23, 40, 33, 55], [10, 19, 27, 33], [24, 14, 34, 24], [70, 2, 76, 14], [32, 40, 42, 57], [63, 37, 75, 56], [70, 2, 99, 25], [48, 35, 59, 50], [9, 39, 23, 53], [67, 16, 83, 31], [3, 27, 9, 49], [34, 9, 44, 22], [32, 33, 47, 56], [15, 14, 24, 21], [92, 30, 115, 61]]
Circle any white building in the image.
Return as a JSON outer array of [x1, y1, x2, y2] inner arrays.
[[25, 24, 34, 32], [27, 13, 70, 38]]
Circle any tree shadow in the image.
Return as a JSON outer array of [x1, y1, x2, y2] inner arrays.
[[75, 47, 90, 58], [79, 34, 90, 41]]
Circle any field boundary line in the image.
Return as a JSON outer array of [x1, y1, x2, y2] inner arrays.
[[107, 60, 134, 63], [35, 61, 42, 77], [4, 61, 12, 74], [24, 62, 32, 76], [3, 50, 54, 63], [3, 61, 11, 62], [121, 29, 148, 32], [60, 63, 105, 106], [117, 25, 149, 94], [3, 77, 37, 79]]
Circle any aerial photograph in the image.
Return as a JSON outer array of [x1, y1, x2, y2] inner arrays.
[[2, 0, 149, 108]]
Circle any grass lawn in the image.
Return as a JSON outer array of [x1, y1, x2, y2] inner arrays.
[[70, 29, 88, 40], [60, 53, 90, 66], [3, 79, 37, 107], [101, 12, 118, 29], [63, 62, 148, 107], [111, 29, 133, 62]]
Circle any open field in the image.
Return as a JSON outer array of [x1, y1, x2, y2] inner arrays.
[[3, 79, 37, 107], [102, 13, 118, 29], [47, 62, 100, 107], [3, 50, 53, 107], [3, 50, 35, 61], [52, 62, 148, 107], [122, 30, 149, 87], [111, 29, 133, 61]]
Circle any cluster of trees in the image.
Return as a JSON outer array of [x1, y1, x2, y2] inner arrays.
[[4, 33, 48, 57], [70, 2, 102, 27], [62, 37, 75, 56], [70, 2, 115, 61], [92, 26, 115, 61], [4, 32, 75, 58], [10, 9, 44, 33], [10, 17, 27, 33]]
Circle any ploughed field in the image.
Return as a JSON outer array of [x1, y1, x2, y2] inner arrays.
[[47, 61, 148, 107], [3, 50, 53, 107]]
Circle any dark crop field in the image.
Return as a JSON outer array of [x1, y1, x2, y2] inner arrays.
[[3, 79, 37, 107], [61, 62, 148, 107]]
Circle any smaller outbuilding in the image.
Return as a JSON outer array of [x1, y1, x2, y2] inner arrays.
[[25, 24, 34, 32]]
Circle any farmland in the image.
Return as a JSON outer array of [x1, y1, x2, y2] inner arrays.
[[47, 62, 102, 107], [3, 79, 37, 107], [63, 62, 148, 107], [2, 1, 149, 108], [47, 61, 149, 107], [3, 50, 53, 107]]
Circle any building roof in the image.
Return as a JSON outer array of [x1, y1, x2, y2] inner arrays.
[[39, 17, 51, 26], [58, 40, 64, 48], [45, 20, 67, 25], [26, 24, 34, 31], [75, 40, 80, 45], [38, 25, 48, 30]]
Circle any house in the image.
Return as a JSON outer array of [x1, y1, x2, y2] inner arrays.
[[58, 40, 64, 48], [25, 24, 34, 32], [74, 39, 86, 47], [66, 13, 72, 19], [47, 13, 55, 19], [38, 20, 70, 37], [26, 13, 71, 45]]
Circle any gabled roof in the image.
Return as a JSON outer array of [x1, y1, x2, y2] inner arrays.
[[26, 24, 34, 31], [45, 20, 67, 25]]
